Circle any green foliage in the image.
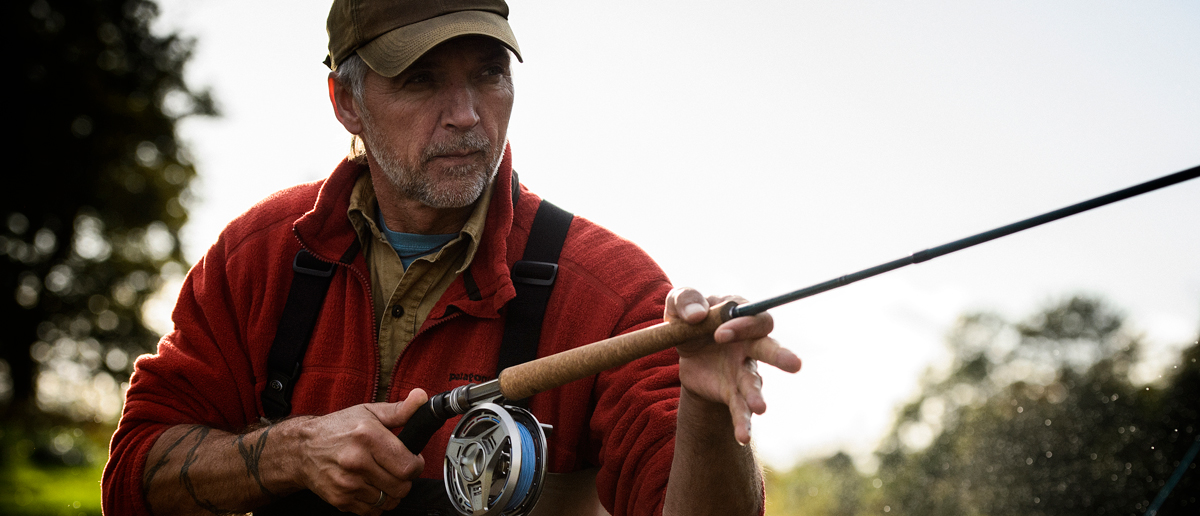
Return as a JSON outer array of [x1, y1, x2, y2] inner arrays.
[[1, 0, 212, 422], [766, 453, 882, 516], [0, 422, 113, 515], [766, 296, 1200, 515]]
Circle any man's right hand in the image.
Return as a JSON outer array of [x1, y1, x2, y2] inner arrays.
[[297, 389, 429, 514], [142, 389, 429, 516], [297, 391, 429, 511]]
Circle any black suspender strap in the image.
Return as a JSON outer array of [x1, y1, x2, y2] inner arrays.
[[497, 200, 573, 398], [261, 241, 360, 419]]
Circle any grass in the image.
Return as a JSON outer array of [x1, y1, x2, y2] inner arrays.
[[0, 423, 110, 516]]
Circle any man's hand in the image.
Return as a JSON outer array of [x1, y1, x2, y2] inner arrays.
[[665, 287, 802, 444], [141, 389, 430, 516], [297, 389, 430, 514]]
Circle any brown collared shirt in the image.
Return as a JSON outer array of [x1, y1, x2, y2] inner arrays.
[[346, 172, 494, 401]]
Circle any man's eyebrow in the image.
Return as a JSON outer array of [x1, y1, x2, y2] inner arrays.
[[480, 46, 511, 63], [403, 58, 437, 73]]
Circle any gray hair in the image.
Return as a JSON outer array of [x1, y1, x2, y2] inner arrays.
[[333, 53, 369, 164]]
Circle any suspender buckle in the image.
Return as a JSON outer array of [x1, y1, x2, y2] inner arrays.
[[293, 250, 335, 277], [261, 369, 295, 418], [511, 260, 558, 286]]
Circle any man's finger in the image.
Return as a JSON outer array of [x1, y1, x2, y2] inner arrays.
[[357, 482, 406, 514], [356, 486, 386, 515], [327, 440, 419, 507], [361, 455, 423, 506], [738, 359, 767, 415], [361, 390, 429, 488], [746, 338, 802, 374], [369, 388, 429, 428], [381, 481, 411, 510], [665, 287, 709, 323], [727, 394, 753, 445], [322, 481, 380, 516], [713, 312, 774, 343]]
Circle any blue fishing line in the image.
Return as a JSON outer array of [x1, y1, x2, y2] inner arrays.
[[504, 420, 537, 511]]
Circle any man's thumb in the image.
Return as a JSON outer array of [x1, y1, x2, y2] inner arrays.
[[374, 388, 429, 428]]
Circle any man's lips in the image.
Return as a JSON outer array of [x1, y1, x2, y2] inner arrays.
[[429, 149, 482, 160]]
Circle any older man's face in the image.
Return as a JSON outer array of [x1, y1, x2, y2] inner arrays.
[[357, 36, 514, 209]]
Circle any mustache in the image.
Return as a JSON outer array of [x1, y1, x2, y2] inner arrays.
[[422, 132, 491, 162]]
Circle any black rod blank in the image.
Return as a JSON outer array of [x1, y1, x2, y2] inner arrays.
[[732, 164, 1200, 318]]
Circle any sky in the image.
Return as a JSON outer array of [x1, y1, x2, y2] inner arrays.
[[150, 0, 1200, 471]]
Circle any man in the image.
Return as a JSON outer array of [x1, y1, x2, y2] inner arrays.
[[103, 1, 800, 515]]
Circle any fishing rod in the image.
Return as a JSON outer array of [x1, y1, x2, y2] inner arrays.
[[398, 163, 1200, 516], [734, 164, 1200, 317]]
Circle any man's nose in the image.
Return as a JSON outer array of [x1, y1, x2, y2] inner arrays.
[[440, 82, 480, 131]]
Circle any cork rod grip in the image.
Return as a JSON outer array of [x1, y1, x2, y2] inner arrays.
[[498, 300, 738, 401]]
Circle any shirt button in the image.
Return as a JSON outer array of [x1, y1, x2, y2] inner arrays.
[[391, 305, 404, 318]]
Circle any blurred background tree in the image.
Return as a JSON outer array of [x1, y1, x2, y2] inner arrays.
[[766, 296, 1199, 516], [1, 0, 212, 511]]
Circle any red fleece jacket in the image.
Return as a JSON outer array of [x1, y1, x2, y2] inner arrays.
[[103, 148, 681, 516]]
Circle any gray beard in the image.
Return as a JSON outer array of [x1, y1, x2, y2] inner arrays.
[[360, 114, 501, 209]]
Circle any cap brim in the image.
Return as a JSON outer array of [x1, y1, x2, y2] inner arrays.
[[356, 10, 522, 78]]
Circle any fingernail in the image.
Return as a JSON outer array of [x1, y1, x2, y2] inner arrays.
[[715, 328, 734, 342], [682, 304, 705, 320]]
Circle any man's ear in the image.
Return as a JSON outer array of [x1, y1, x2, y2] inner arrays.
[[329, 74, 364, 134]]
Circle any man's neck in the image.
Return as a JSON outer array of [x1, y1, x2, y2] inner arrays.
[[370, 172, 475, 234]]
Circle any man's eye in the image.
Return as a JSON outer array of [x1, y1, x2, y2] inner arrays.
[[403, 73, 434, 86]]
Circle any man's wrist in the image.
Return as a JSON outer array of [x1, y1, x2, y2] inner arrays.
[[678, 387, 736, 441], [257, 417, 310, 494], [667, 388, 763, 515]]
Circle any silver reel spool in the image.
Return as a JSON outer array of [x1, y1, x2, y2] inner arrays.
[[444, 403, 548, 516]]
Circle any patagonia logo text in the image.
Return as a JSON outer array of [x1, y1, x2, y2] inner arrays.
[[448, 372, 492, 383]]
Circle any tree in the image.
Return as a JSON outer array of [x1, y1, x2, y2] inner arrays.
[[766, 452, 881, 516], [872, 296, 1199, 515], [764, 296, 1199, 515], [1, 0, 213, 423]]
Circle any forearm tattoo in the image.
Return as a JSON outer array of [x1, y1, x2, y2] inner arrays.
[[142, 425, 241, 516], [177, 425, 238, 514], [143, 425, 208, 514], [235, 425, 279, 500]]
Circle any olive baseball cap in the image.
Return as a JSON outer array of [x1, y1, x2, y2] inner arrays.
[[326, 0, 522, 77]]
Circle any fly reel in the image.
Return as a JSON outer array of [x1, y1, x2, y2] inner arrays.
[[443, 403, 549, 516]]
